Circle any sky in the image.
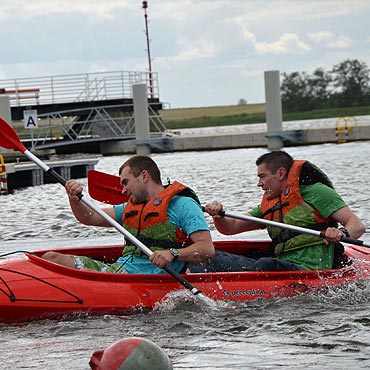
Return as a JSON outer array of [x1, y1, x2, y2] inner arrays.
[[0, 0, 370, 108]]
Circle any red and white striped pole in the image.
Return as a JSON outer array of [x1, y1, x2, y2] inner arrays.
[[0, 154, 8, 195]]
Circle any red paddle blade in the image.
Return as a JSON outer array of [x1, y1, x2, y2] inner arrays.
[[88, 169, 128, 205], [0, 117, 27, 153]]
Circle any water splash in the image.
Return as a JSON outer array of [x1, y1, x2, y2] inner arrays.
[[153, 289, 235, 314]]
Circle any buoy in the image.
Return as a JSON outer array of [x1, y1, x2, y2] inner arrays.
[[89, 337, 173, 370]]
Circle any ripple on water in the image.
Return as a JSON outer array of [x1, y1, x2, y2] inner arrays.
[[2, 142, 370, 369]]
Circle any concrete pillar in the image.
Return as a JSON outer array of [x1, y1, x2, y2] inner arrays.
[[59, 166, 71, 180], [32, 169, 44, 186], [132, 83, 151, 155], [264, 70, 283, 150], [0, 94, 12, 124], [0, 95, 12, 155]]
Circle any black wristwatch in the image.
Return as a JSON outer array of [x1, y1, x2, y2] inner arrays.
[[339, 227, 350, 237], [169, 248, 179, 261]]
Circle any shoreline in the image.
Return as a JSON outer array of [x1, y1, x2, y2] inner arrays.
[[101, 116, 370, 154]]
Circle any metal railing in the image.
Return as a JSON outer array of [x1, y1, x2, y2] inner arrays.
[[0, 70, 159, 107], [20, 102, 167, 149]]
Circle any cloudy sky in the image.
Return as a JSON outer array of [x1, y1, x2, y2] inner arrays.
[[0, 0, 369, 108]]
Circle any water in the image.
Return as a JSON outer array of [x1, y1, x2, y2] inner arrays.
[[1, 138, 370, 369]]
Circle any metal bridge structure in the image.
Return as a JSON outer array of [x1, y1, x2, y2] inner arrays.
[[0, 70, 166, 152]]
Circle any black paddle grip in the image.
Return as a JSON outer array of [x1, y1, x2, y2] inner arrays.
[[201, 206, 225, 217], [46, 168, 83, 200], [163, 264, 202, 294]]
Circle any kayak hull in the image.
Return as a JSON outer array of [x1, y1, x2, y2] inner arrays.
[[1, 240, 370, 323]]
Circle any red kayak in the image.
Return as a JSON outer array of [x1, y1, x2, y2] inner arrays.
[[1, 239, 370, 323]]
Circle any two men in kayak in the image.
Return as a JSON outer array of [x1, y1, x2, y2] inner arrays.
[[43, 151, 365, 273]]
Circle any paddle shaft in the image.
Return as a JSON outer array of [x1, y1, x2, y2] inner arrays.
[[220, 210, 370, 248]]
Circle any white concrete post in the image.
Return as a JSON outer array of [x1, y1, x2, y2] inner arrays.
[[0, 95, 12, 154], [0, 94, 12, 124], [132, 83, 151, 155], [264, 70, 283, 150]]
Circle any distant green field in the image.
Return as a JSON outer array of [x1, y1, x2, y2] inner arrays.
[[161, 103, 268, 130], [161, 104, 370, 130], [161, 103, 266, 122]]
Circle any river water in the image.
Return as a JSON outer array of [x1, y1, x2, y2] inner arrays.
[[1, 128, 370, 369]]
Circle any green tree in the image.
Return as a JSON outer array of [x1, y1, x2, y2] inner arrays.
[[330, 59, 370, 107], [281, 71, 312, 112], [307, 67, 332, 109], [281, 59, 370, 112]]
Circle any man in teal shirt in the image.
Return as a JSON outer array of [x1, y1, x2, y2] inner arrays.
[[42, 155, 214, 274]]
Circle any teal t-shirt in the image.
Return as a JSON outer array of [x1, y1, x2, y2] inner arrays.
[[114, 195, 209, 274], [250, 182, 347, 269]]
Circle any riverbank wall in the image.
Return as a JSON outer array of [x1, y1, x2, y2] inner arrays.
[[99, 118, 370, 155]]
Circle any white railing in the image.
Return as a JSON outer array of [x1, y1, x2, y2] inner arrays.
[[0, 70, 159, 107]]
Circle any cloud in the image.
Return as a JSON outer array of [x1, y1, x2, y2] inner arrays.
[[155, 37, 221, 69], [307, 31, 351, 48], [173, 38, 221, 61], [228, 11, 311, 55], [241, 28, 311, 55], [0, 0, 134, 20], [154, 0, 235, 21], [241, 69, 263, 77]]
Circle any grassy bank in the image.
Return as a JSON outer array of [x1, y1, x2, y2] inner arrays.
[[161, 104, 370, 130]]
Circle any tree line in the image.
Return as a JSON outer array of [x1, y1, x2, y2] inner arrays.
[[281, 59, 370, 112]]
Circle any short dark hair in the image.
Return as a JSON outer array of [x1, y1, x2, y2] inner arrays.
[[256, 151, 293, 173], [119, 155, 162, 184]]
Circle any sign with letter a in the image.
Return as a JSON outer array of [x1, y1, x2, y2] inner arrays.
[[24, 109, 38, 129]]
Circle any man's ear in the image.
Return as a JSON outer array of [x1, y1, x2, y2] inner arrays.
[[278, 167, 288, 179], [141, 169, 150, 183]]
